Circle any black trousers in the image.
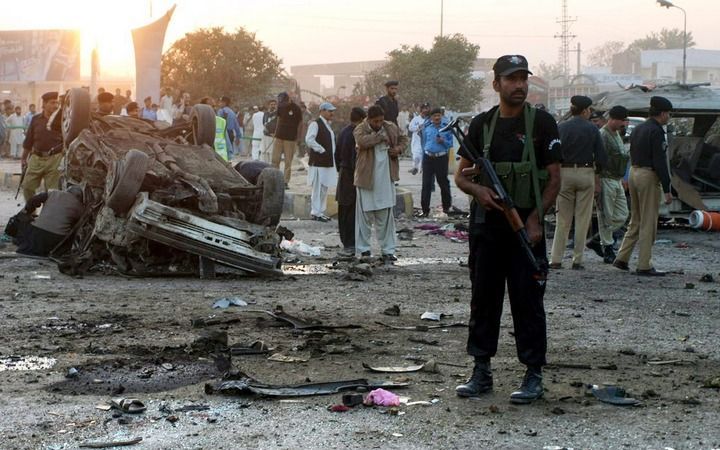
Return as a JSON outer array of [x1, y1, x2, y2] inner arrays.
[[466, 211, 548, 367], [421, 154, 451, 214], [336, 167, 356, 249], [16, 225, 65, 257]]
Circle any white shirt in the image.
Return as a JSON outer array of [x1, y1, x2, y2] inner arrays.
[[251, 111, 265, 138], [305, 116, 335, 154], [408, 114, 427, 156]]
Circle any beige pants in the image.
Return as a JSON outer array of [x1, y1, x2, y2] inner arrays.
[[550, 167, 595, 265], [597, 177, 629, 246], [615, 167, 661, 270], [22, 152, 64, 202], [272, 138, 297, 184]]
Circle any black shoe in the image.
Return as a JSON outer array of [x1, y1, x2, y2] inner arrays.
[[510, 367, 544, 404], [603, 246, 616, 264], [586, 238, 604, 258], [456, 359, 493, 397], [311, 214, 330, 222], [381, 254, 397, 263], [548, 262, 562, 270], [613, 260, 629, 271], [636, 268, 666, 277], [409, 168, 418, 175]]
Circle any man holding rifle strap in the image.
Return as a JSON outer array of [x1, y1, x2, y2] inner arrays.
[[454, 55, 561, 404]]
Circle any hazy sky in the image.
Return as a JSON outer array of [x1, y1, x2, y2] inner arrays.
[[0, 0, 717, 78]]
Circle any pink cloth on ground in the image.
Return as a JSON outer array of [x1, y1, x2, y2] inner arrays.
[[364, 388, 400, 407]]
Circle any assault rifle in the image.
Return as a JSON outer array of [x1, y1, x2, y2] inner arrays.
[[15, 165, 26, 200], [440, 118, 547, 282]]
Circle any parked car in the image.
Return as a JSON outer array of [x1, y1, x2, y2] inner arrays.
[[53, 88, 285, 277]]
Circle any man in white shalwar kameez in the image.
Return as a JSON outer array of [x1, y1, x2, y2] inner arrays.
[[304, 102, 337, 221], [7, 106, 25, 158], [408, 102, 430, 175]]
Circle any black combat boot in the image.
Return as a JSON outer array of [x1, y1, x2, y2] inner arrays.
[[585, 235, 604, 258], [509, 366, 544, 404], [455, 357, 493, 397], [603, 245, 616, 264]]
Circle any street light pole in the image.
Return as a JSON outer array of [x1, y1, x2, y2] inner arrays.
[[657, 0, 687, 84], [440, 0, 444, 37]]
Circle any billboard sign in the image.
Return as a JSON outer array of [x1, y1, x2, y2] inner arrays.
[[0, 29, 81, 81]]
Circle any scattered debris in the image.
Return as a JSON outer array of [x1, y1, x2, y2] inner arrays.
[[66, 367, 79, 379], [329, 404, 350, 412], [685, 283, 695, 289], [647, 359, 695, 366], [229, 341, 272, 356], [590, 385, 641, 406], [342, 393, 364, 407], [110, 398, 147, 414], [348, 263, 373, 277], [207, 378, 409, 397], [364, 388, 400, 407], [699, 274, 715, 283], [339, 272, 369, 282], [79, 437, 143, 448], [376, 321, 466, 331], [396, 228, 414, 241], [267, 353, 309, 363], [383, 305, 401, 317], [212, 297, 252, 309], [546, 362, 592, 370], [702, 376, 720, 388], [362, 360, 439, 374], [408, 337, 439, 346], [420, 311, 452, 321], [280, 239, 322, 257]]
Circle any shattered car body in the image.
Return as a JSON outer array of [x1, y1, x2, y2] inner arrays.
[[55, 88, 284, 277], [593, 83, 720, 215]]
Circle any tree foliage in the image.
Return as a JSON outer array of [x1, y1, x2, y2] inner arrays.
[[161, 27, 283, 105], [361, 34, 483, 111], [535, 61, 564, 80], [628, 28, 696, 51], [587, 41, 626, 67]]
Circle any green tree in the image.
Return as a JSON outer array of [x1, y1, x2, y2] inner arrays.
[[161, 27, 283, 105], [535, 61, 564, 80], [361, 34, 483, 111], [628, 27, 696, 51]]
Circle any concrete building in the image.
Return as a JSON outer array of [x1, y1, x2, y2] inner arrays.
[[640, 49, 720, 84]]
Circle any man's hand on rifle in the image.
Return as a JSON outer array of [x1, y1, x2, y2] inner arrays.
[[525, 214, 543, 245], [20, 156, 28, 171]]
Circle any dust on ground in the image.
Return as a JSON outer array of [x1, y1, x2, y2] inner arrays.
[[0, 171, 719, 450]]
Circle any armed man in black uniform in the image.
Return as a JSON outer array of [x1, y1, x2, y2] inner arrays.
[[20, 92, 64, 202], [454, 55, 562, 404], [613, 96, 673, 276]]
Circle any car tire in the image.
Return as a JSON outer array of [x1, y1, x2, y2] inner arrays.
[[234, 161, 284, 226], [106, 149, 149, 215], [61, 88, 91, 145], [257, 167, 285, 226], [190, 104, 216, 147]]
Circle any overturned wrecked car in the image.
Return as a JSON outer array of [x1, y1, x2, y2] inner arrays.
[[593, 83, 720, 216], [54, 88, 285, 277]]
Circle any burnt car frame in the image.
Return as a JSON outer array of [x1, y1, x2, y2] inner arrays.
[[593, 83, 720, 216], [53, 88, 285, 277]]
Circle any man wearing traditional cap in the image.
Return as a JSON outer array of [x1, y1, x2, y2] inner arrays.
[[408, 102, 431, 175], [454, 54, 562, 404], [613, 96, 673, 276], [97, 92, 115, 115], [589, 109, 607, 129], [586, 106, 630, 264], [305, 102, 338, 222], [375, 81, 400, 125], [549, 95, 607, 270], [20, 92, 63, 201]]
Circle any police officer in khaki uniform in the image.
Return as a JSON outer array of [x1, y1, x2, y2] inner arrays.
[[549, 95, 606, 270], [613, 96, 673, 276], [586, 106, 630, 263], [21, 92, 64, 202]]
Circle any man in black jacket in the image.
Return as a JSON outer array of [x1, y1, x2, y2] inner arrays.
[[335, 107, 366, 254], [375, 81, 399, 125], [271, 92, 303, 185]]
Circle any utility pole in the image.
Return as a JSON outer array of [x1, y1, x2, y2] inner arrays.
[[569, 42, 581, 76], [440, 0, 444, 37], [554, 0, 576, 78], [657, 0, 687, 84]]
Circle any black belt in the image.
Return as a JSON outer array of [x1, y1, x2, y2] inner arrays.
[[32, 144, 64, 157], [561, 162, 593, 168], [424, 151, 448, 158]]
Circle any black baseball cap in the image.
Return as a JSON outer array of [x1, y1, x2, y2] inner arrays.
[[608, 105, 629, 120], [41, 91, 58, 102], [493, 55, 532, 77], [650, 96, 673, 112]]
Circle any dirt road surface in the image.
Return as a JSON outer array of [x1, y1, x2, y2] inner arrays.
[[0, 161, 718, 450]]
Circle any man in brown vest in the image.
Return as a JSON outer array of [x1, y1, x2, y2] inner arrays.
[[304, 102, 338, 222]]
